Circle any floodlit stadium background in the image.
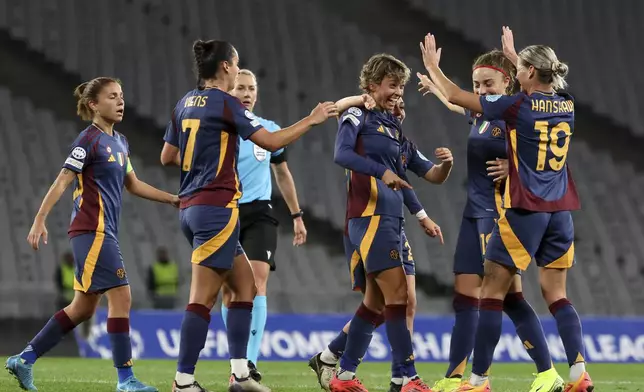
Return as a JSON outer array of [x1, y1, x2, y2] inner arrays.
[[1, 0, 643, 369]]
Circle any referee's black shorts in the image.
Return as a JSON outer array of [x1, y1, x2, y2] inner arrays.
[[239, 200, 279, 271]]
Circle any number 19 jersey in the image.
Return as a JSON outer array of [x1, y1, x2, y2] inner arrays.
[[164, 88, 263, 209], [479, 91, 580, 212]]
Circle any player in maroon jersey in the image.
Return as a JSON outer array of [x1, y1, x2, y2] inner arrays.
[[6, 77, 178, 392], [418, 27, 592, 392]]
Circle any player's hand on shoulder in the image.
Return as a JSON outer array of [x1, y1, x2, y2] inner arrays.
[[27, 218, 48, 250], [309, 102, 340, 125], [486, 158, 509, 182], [435, 147, 453, 163], [361, 94, 376, 110], [419, 217, 444, 244], [381, 169, 412, 191]]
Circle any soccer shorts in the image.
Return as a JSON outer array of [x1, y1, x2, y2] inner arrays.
[[453, 216, 497, 275], [180, 205, 245, 270], [486, 209, 575, 271], [239, 200, 278, 270], [71, 233, 128, 293], [346, 215, 404, 290], [401, 228, 415, 276]]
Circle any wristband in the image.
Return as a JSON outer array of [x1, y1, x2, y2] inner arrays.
[[416, 209, 428, 221], [291, 210, 304, 219]]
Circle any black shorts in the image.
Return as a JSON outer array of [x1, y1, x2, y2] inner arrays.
[[239, 200, 279, 271]]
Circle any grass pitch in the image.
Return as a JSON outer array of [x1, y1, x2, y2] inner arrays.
[[1, 358, 642, 391]]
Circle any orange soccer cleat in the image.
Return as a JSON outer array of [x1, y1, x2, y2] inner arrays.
[[564, 372, 594, 392], [329, 373, 368, 392], [401, 377, 434, 392], [453, 379, 491, 392]]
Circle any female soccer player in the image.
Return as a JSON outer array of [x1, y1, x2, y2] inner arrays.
[[5, 77, 178, 392], [309, 96, 451, 392], [418, 50, 564, 392], [219, 69, 308, 382], [328, 53, 435, 392], [160, 40, 337, 392], [419, 28, 593, 392]]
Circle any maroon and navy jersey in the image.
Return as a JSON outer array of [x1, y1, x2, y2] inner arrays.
[[463, 110, 507, 218], [63, 125, 134, 240], [164, 88, 263, 209], [334, 107, 404, 219], [479, 91, 580, 212]]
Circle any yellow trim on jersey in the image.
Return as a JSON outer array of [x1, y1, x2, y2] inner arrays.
[[359, 215, 380, 268], [72, 174, 84, 209], [497, 209, 531, 270], [191, 208, 239, 264], [505, 129, 520, 208], [74, 193, 106, 292], [494, 181, 504, 215], [361, 177, 378, 217], [126, 157, 134, 174], [349, 250, 361, 289], [545, 242, 575, 269], [216, 131, 229, 178]]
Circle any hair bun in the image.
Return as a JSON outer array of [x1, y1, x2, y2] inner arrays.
[[551, 61, 569, 77]]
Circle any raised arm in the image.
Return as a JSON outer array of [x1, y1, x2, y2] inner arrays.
[[420, 34, 484, 113], [417, 73, 466, 115], [249, 102, 338, 152], [335, 94, 375, 114]]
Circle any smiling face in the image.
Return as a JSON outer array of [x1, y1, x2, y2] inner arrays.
[[370, 76, 404, 112], [472, 67, 510, 96], [89, 82, 124, 123], [233, 72, 258, 111], [393, 97, 405, 123]]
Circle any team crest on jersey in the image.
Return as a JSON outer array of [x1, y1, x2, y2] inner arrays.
[[253, 144, 267, 161], [478, 121, 490, 134], [401, 154, 407, 167], [491, 127, 502, 137], [106, 146, 112, 153], [117, 152, 125, 167], [389, 249, 400, 260], [116, 268, 126, 279]]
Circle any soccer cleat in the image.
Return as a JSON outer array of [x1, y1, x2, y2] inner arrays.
[[248, 360, 262, 383], [529, 368, 565, 392], [432, 377, 462, 392], [402, 377, 434, 392], [388, 381, 402, 392], [116, 376, 158, 392], [5, 355, 37, 391], [172, 380, 209, 392], [453, 379, 491, 392], [329, 373, 368, 392], [564, 372, 594, 392], [229, 374, 271, 392], [308, 352, 336, 391]]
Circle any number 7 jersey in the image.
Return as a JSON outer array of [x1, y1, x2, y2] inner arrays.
[[479, 91, 580, 212], [164, 88, 263, 209]]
